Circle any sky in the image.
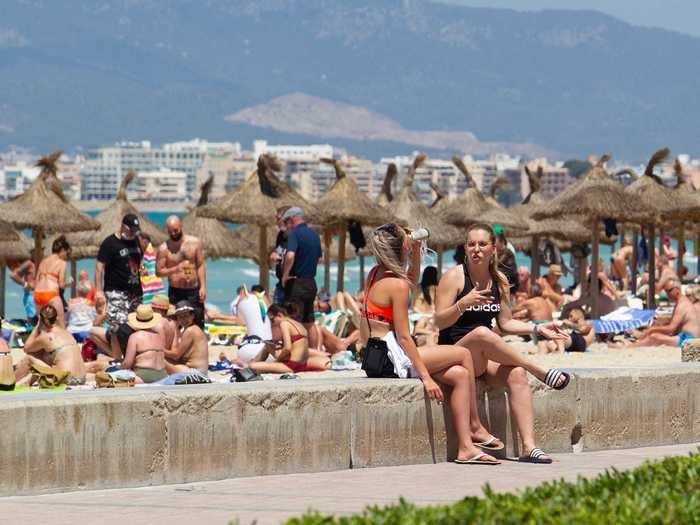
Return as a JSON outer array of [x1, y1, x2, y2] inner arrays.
[[441, 1, 700, 37]]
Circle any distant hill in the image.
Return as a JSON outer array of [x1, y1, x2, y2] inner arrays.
[[2, 0, 700, 160]]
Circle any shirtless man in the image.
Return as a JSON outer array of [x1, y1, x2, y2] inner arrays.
[[537, 264, 564, 310], [512, 285, 553, 322], [157, 215, 206, 328], [611, 239, 634, 290], [122, 304, 167, 383], [14, 305, 86, 386], [164, 300, 208, 375], [9, 254, 37, 321], [630, 280, 700, 348]]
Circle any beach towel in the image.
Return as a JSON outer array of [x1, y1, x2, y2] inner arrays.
[[140, 243, 164, 304], [592, 307, 656, 334]]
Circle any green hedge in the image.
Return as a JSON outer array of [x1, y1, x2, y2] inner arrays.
[[284, 452, 700, 525]]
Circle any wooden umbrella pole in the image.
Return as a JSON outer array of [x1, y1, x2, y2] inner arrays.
[[648, 223, 656, 309], [259, 225, 269, 292], [323, 229, 332, 293], [33, 227, 44, 268], [337, 225, 347, 293], [619, 226, 626, 250], [70, 260, 78, 298], [437, 249, 443, 276], [530, 235, 540, 288], [359, 254, 366, 291], [696, 232, 700, 277], [631, 230, 639, 296], [0, 264, 5, 319], [677, 224, 685, 278], [578, 253, 588, 295], [658, 227, 664, 257], [590, 223, 600, 319]]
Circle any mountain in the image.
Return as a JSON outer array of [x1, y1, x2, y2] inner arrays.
[[1, 0, 700, 161]]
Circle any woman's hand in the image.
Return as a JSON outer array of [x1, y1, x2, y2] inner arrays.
[[422, 377, 444, 403], [458, 283, 493, 309], [537, 322, 568, 341]]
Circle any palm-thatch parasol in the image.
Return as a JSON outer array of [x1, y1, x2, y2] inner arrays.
[[532, 154, 648, 316], [228, 224, 277, 264], [622, 148, 700, 306], [376, 163, 398, 207], [316, 158, 393, 292], [0, 219, 32, 317], [440, 156, 528, 233], [197, 154, 317, 290], [389, 154, 462, 274], [181, 175, 244, 260], [0, 151, 100, 269]]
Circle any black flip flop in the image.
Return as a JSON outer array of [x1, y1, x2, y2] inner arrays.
[[519, 448, 553, 464]]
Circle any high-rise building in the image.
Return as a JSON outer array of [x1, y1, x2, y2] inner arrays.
[[128, 169, 188, 202], [80, 139, 241, 201]]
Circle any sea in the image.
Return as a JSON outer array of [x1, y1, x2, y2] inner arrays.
[[3, 211, 697, 319]]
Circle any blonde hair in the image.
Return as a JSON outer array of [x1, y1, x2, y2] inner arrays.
[[369, 223, 413, 284], [466, 223, 510, 299]]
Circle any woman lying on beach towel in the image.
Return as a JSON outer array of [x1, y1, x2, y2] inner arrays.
[[248, 304, 330, 374], [435, 223, 572, 464], [359, 223, 500, 465]]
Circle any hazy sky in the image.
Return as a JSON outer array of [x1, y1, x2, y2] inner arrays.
[[441, 1, 700, 37]]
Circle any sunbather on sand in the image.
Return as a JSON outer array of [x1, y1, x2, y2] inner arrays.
[[248, 304, 330, 373], [611, 239, 634, 290], [14, 305, 86, 386], [628, 280, 700, 348], [164, 300, 208, 375]]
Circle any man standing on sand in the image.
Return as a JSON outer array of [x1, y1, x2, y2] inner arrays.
[[280, 206, 322, 349], [164, 300, 209, 375], [156, 215, 206, 328], [95, 214, 144, 330]]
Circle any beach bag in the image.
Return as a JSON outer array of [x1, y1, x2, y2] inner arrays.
[[0, 353, 15, 391], [30, 363, 69, 388], [361, 337, 398, 378], [231, 367, 263, 383]]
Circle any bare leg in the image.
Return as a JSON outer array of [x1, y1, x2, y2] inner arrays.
[[305, 322, 320, 351], [48, 295, 65, 328], [628, 333, 679, 348], [165, 362, 191, 374], [319, 326, 352, 354], [417, 345, 497, 449], [456, 326, 565, 387], [482, 362, 551, 460], [248, 361, 293, 374], [89, 327, 110, 353], [307, 355, 331, 370]]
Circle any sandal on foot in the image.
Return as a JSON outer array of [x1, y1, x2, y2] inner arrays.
[[474, 436, 505, 451], [518, 448, 553, 464], [454, 453, 500, 465], [543, 369, 571, 390]]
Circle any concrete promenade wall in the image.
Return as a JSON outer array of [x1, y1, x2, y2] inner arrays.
[[2, 364, 700, 495]]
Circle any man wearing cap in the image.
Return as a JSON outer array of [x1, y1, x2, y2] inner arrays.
[[164, 300, 208, 375], [122, 304, 167, 384], [156, 215, 206, 329], [281, 206, 322, 348], [95, 214, 144, 330], [537, 264, 565, 309]]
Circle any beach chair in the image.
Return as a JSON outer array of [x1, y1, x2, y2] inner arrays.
[[591, 307, 656, 334]]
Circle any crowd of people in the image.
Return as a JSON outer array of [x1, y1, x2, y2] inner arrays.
[[1, 204, 694, 464]]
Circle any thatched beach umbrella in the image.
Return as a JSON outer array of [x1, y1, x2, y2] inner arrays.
[[440, 157, 528, 232], [622, 148, 700, 307], [0, 220, 32, 317], [228, 224, 277, 264], [389, 155, 462, 275], [376, 163, 398, 207], [181, 175, 243, 259], [0, 151, 100, 268], [532, 154, 648, 316], [317, 158, 393, 292], [198, 154, 317, 290]]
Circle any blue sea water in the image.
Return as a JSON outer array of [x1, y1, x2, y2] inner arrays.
[[3, 211, 697, 319]]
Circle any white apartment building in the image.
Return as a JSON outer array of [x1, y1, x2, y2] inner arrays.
[[0, 162, 40, 200], [253, 140, 333, 161], [128, 169, 187, 202], [80, 139, 241, 200]]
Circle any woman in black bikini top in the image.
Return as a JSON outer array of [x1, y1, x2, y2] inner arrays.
[[434, 223, 572, 464]]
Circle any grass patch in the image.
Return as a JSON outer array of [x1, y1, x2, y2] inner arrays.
[[284, 452, 700, 524]]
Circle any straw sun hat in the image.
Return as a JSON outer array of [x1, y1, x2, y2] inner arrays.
[[127, 304, 162, 330]]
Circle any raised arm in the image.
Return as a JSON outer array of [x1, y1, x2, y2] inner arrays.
[[164, 327, 190, 361], [156, 243, 178, 278], [24, 324, 47, 354]]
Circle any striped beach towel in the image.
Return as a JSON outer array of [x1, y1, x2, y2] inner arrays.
[[592, 307, 656, 334], [141, 243, 164, 304]]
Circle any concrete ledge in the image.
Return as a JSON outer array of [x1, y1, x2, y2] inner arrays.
[[2, 365, 700, 495]]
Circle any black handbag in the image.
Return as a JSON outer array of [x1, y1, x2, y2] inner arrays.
[[360, 267, 398, 379], [231, 367, 263, 382]]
